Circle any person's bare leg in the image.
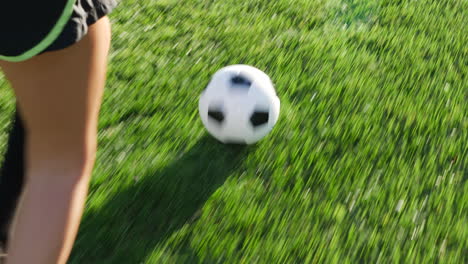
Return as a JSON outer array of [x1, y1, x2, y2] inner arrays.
[[0, 16, 111, 264]]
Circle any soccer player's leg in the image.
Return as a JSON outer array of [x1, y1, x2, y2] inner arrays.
[[0, 16, 111, 264]]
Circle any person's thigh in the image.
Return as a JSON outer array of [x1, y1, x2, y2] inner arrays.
[[0, 16, 111, 167]]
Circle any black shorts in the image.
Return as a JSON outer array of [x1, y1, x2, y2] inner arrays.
[[0, 0, 118, 62]]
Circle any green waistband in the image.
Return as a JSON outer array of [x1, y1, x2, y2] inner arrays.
[[0, 0, 76, 62]]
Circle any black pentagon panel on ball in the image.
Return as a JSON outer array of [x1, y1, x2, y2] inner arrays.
[[230, 74, 252, 89], [250, 110, 269, 127], [208, 109, 225, 124]]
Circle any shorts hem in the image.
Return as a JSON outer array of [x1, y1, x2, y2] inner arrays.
[[41, 0, 117, 54]]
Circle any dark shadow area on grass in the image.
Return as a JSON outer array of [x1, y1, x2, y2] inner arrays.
[[69, 136, 249, 264]]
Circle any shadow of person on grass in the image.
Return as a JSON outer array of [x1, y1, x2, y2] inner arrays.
[[69, 135, 249, 264]]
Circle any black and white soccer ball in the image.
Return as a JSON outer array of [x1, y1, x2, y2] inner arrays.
[[199, 65, 280, 145]]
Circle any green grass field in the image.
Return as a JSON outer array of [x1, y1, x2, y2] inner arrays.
[[1, 0, 467, 263]]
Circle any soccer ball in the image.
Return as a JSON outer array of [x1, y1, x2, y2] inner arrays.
[[199, 65, 280, 144]]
